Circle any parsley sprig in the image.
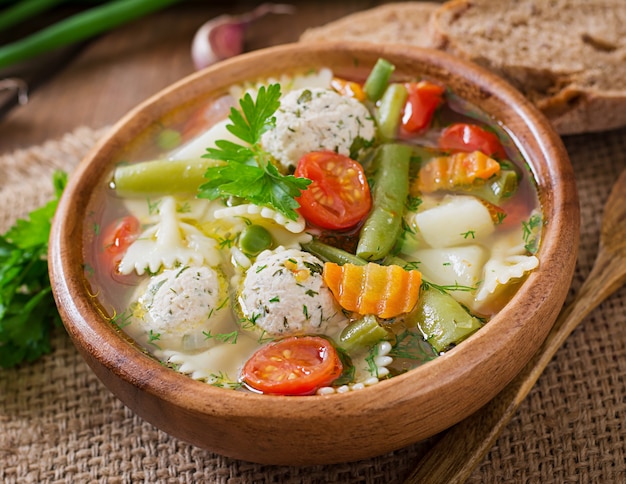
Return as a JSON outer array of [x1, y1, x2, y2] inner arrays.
[[198, 83, 311, 221], [0, 171, 67, 369]]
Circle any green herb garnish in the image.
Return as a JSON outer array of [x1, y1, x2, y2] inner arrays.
[[203, 330, 239, 344], [422, 280, 478, 293], [198, 83, 311, 221], [0, 0, 183, 70], [0, 170, 67, 369], [522, 212, 542, 254]]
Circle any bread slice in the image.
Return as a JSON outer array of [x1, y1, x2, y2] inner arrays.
[[300, 0, 626, 135], [299, 2, 440, 46], [429, 0, 626, 134]]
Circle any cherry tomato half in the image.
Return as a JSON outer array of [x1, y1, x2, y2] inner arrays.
[[295, 151, 371, 230], [100, 215, 140, 274], [439, 123, 506, 158], [401, 81, 445, 133], [241, 336, 343, 396]]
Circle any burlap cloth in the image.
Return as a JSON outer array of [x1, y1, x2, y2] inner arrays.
[[1, 124, 625, 483]]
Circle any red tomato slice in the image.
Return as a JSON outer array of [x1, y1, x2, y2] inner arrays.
[[295, 151, 371, 230], [100, 215, 140, 274], [439, 123, 506, 158], [241, 336, 343, 396], [401, 81, 445, 133]]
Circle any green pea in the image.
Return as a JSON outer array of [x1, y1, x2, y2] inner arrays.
[[240, 224, 273, 256], [157, 128, 182, 151]]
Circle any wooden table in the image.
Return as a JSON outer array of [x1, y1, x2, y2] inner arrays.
[[0, 0, 392, 154]]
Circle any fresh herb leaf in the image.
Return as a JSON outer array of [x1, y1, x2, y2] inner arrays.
[[0, 170, 67, 369], [365, 344, 381, 378], [406, 195, 422, 212], [198, 83, 311, 220], [422, 280, 478, 293], [522, 212, 542, 254], [349, 135, 374, 160], [388, 329, 438, 363]]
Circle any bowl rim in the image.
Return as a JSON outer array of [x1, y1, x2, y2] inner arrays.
[[49, 41, 579, 446]]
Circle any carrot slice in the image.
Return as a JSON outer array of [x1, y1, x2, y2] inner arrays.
[[416, 150, 501, 193], [331, 77, 366, 101], [323, 262, 422, 319]]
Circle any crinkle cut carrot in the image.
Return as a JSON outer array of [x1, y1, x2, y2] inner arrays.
[[323, 262, 422, 319], [417, 150, 500, 193]]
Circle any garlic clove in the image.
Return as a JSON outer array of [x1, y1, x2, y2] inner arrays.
[[191, 4, 295, 71]]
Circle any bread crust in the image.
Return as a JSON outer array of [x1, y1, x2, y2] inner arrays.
[[300, 0, 626, 134], [429, 0, 626, 134], [300, 2, 440, 47]]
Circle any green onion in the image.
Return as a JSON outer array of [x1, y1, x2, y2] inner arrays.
[[0, 0, 182, 70], [0, 0, 64, 32]]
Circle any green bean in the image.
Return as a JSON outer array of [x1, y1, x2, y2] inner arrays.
[[444, 169, 519, 205], [239, 224, 272, 256], [113, 158, 220, 197], [301, 239, 367, 266], [0, 0, 63, 32], [339, 314, 389, 353], [363, 58, 395, 102], [0, 0, 182, 69], [414, 285, 483, 353], [376, 83, 408, 141], [476, 169, 519, 204], [356, 143, 412, 261]]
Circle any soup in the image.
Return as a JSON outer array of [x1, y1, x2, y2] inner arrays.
[[83, 59, 541, 396]]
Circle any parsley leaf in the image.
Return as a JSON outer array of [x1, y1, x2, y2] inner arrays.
[[198, 83, 311, 220], [0, 171, 67, 369]]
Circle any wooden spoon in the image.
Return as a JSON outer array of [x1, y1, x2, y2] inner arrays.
[[405, 169, 626, 484]]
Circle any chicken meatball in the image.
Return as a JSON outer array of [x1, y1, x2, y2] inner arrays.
[[260, 87, 376, 170], [133, 265, 231, 351], [238, 248, 344, 336]]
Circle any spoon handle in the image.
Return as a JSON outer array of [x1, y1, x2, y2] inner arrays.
[[404, 252, 626, 484]]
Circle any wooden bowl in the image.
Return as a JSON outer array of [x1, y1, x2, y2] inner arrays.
[[49, 42, 579, 465]]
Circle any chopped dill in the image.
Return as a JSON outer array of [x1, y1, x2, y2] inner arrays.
[[522, 212, 542, 254], [422, 280, 477, 293], [110, 307, 133, 329], [203, 330, 239, 344]]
